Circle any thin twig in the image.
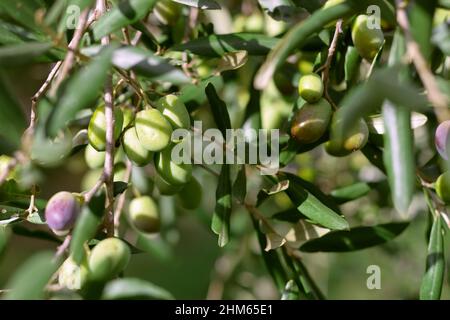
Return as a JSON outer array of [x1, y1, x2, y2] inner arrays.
[[114, 160, 132, 236], [396, 0, 450, 122], [54, 234, 72, 259], [97, 0, 115, 237], [84, 177, 105, 202], [321, 19, 343, 110], [50, 8, 90, 96]]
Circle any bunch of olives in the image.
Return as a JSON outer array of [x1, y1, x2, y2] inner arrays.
[[58, 238, 131, 289], [435, 120, 450, 205], [291, 74, 369, 155]]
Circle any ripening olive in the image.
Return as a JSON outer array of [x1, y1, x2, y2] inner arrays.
[[129, 196, 160, 234], [153, 0, 181, 26], [177, 177, 202, 210], [436, 171, 450, 204], [290, 98, 332, 144], [351, 15, 385, 60], [88, 238, 131, 282], [88, 106, 124, 151], [435, 120, 450, 160], [84, 144, 105, 169], [298, 74, 324, 103], [156, 94, 191, 130], [325, 118, 369, 156], [155, 143, 193, 186], [122, 126, 153, 166], [58, 256, 89, 290], [155, 173, 183, 195], [135, 109, 173, 152], [45, 191, 80, 235]]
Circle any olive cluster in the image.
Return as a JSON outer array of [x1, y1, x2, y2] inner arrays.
[[435, 121, 450, 205], [291, 73, 369, 157], [290, 12, 385, 156]]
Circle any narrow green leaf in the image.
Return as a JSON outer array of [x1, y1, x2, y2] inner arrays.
[[0, 42, 52, 66], [102, 278, 174, 300], [0, 72, 27, 148], [432, 21, 450, 56], [0, 227, 9, 256], [281, 280, 300, 300], [211, 165, 232, 247], [47, 45, 116, 137], [3, 251, 61, 300], [172, 0, 220, 9], [113, 181, 129, 197], [344, 46, 361, 85], [70, 192, 105, 264], [0, 0, 44, 32], [420, 216, 445, 300], [92, 0, 157, 41], [258, 0, 298, 21], [330, 182, 371, 204], [205, 83, 232, 137], [232, 164, 247, 204], [409, 0, 437, 60], [11, 224, 61, 243], [284, 174, 349, 230], [300, 222, 409, 252]]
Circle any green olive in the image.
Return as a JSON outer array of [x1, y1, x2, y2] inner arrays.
[[298, 74, 324, 103], [128, 196, 160, 234], [153, 0, 181, 25], [436, 171, 450, 204], [323, 0, 350, 27], [155, 143, 193, 186], [177, 177, 202, 210], [156, 94, 191, 130], [121, 107, 134, 130], [135, 109, 173, 152], [88, 106, 124, 151], [325, 118, 369, 156], [290, 98, 332, 144], [155, 173, 183, 195], [122, 126, 153, 167], [88, 238, 131, 282], [58, 256, 89, 290], [84, 144, 105, 169], [351, 15, 385, 60]]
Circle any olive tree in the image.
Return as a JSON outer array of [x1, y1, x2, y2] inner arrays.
[[0, 0, 449, 300]]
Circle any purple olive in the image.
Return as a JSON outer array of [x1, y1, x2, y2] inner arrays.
[[435, 120, 450, 160], [45, 191, 80, 235]]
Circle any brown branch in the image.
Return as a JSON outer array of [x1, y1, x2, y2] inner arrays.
[[396, 0, 450, 122], [50, 8, 90, 96], [321, 19, 343, 110], [84, 177, 105, 202], [54, 234, 72, 259], [97, 0, 115, 237]]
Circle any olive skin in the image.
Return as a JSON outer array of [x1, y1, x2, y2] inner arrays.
[[88, 106, 124, 151], [177, 177, 202, 210], [351, 15, 385, 60], [298, 74, 324, 103], [58, 256, 89, 290], [129, 196, 160, 234], [155, 173, 183, 196], [325, 118, 369, 156], [435, 120, 450, 160], [155, 143, 193, 186], [88, 238, 131, 282], [45, 191, 80, 235], [121, 107, 134, 130], [84, 144, 105, 169], [135, 109, 173, 152], [122, 126, 153, 166], [156, 94, 191, 130], [290, 98, 332, 144], [436, 171, 450, 204]]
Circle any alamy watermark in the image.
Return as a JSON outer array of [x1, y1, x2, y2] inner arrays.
[[169, 121, 280, 175]]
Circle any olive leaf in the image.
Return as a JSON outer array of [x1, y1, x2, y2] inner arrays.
[[92, 0, 157, 41], [420, 215, 445, 300], [3, 251, 61, 300], [330, 182, 371, 204], [205, 82, 232, 137], [211, 165, 232, 247], [0, 42, 53, 66], [300, 222, 410, 252], [215, 50, 249, 74], [102, 278, 174, 300]]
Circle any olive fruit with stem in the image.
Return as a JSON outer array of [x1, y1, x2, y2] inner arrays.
[[88, 106, 124, 151], [135, 109, 173, 152], [129, 196, 160, 234], [122, 126, 153, 166], [45, 191, 81, 235], [298, 74, 324, 103]]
